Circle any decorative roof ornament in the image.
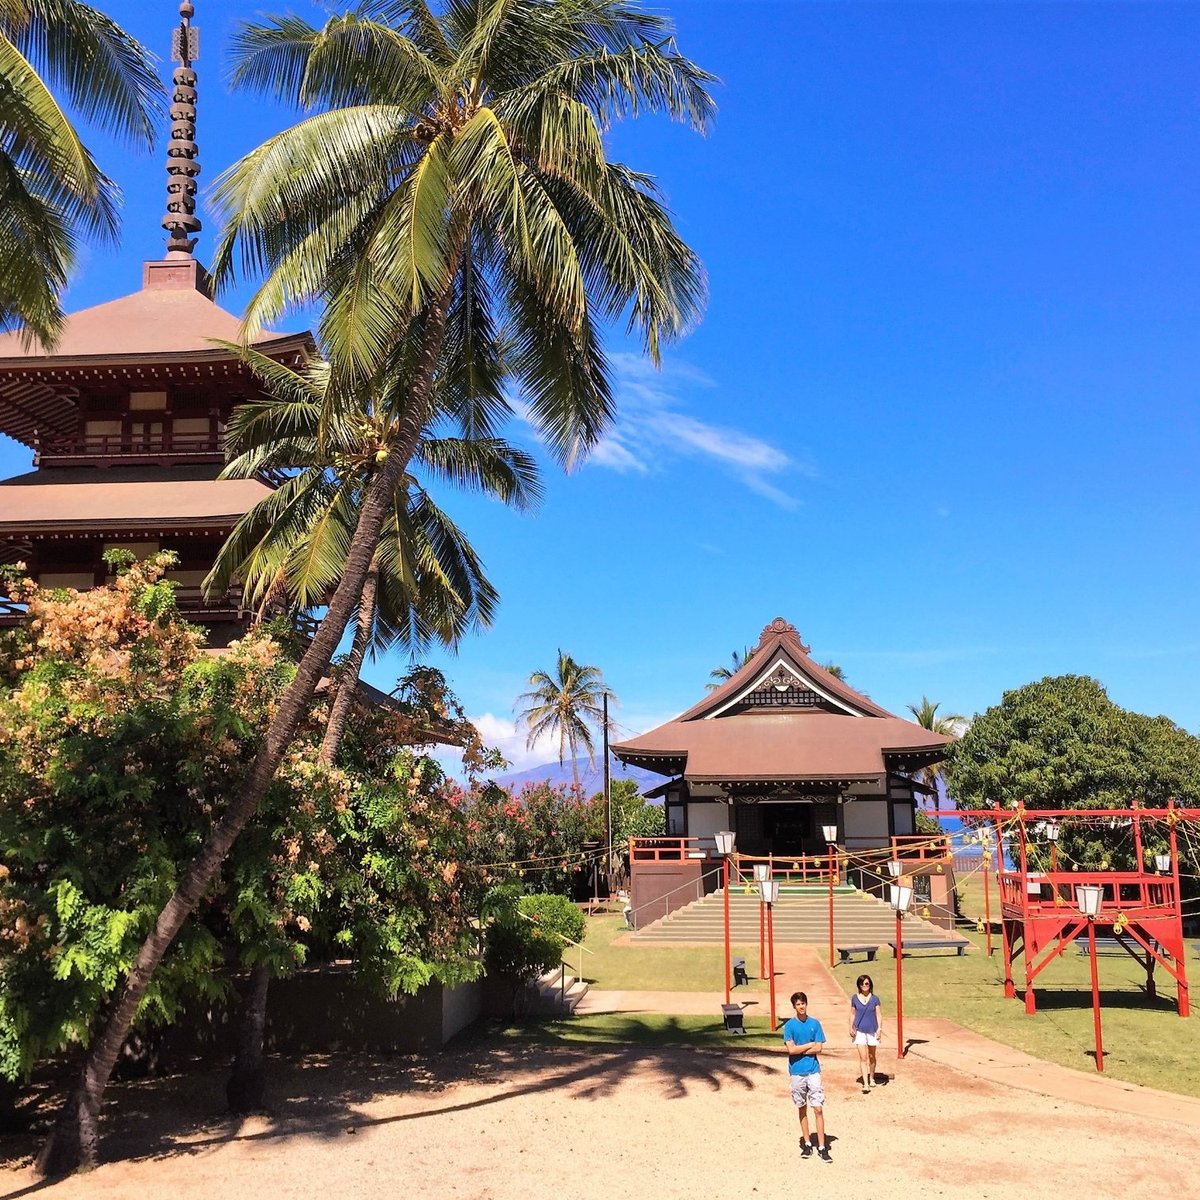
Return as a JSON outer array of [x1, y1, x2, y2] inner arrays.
[[760, 616, 810, 654], [162, 1, 202, 255]]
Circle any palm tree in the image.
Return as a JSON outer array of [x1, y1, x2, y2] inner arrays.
[[516, 652, 611, 793], [202, 346, 540, 763], [36, 3, 712, 1173], [820, 661, 846, 681], [0, 0, 161, 345], [907, 696, 966, 811], [706, 646, 753, 689]]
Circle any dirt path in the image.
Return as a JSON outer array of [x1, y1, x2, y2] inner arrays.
[[1, 1033, 1195, 1200]]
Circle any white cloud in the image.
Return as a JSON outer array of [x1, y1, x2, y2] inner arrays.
[[572, 352, 806, 509]]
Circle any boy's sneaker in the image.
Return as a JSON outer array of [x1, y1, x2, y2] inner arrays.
[[818, 1147, 832, 1163], [799, 1142, 813, 1159]]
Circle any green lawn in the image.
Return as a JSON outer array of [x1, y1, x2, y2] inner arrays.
[[562, 910, 1199, 1096]]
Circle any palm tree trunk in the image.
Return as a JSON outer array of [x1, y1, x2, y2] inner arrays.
[[225, 962, 271, 1114], [34, 287, 457, 1178], [318, 559, 379, 765]]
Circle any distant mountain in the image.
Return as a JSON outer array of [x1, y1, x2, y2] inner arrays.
[[488, 757, 665, 799]]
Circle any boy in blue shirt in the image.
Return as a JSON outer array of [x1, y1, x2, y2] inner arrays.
[[782, 991, 830, 1162]]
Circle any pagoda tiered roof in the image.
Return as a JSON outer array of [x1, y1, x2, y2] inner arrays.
[[0, 258, 312, 449]]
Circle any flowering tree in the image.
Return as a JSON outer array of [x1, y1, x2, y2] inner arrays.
[[0, 556, 485, 1120]]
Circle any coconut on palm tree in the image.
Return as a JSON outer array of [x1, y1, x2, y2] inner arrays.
[[36, 2, 712, 1174], [516, 652, 612, 792], [0, 0, 161, 345]]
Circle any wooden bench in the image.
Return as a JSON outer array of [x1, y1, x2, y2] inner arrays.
[[1076, 937, 1163, 957], [889, 939, 969, 958], [837, 945, 879, 964]]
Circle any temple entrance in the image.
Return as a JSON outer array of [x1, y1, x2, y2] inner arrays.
[[734, 801, 839, 857]]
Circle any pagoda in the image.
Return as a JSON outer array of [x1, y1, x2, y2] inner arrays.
[[0, 2, 312, 645]]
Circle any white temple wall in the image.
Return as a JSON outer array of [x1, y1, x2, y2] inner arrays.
[[687, 801, 731, 849], [843, 799, 889, 847]]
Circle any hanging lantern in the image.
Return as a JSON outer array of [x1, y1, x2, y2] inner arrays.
[[936, 864, 944, 874], [921, 906, 931, 919]]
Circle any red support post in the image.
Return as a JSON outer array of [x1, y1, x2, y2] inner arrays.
[[759, 896, 766, 980], [994, 814, 1016, 998], [767, 900, 777, 1031], [895, 908, 905, 1059], [827, 843, 836, 968], [1169, 801, 1190, 1017], [1087, 918, 1104, 1072], [722, 853, 732, 1007], [1132, 800, 1144, 876]]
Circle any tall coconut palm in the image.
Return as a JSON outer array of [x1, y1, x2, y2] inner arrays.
[[36, 2, 712, 1174], [516, 651, 611, 792], [907, 696, 966, 810], [203, 346, 540, 763], [706, 646, 753, 689], [0, 0, 162, 345]]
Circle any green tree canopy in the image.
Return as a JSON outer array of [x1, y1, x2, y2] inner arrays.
[[943, 675, 1200, 870]]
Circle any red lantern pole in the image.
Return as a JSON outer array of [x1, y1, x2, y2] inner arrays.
[[758, 892, 766, 980], [894, 906, 905, 1059], [767, 899, 777, 1031], [722, 852, 732, 1007], [827, 842, 836, 968], [1087, 918, 1104, 1072]]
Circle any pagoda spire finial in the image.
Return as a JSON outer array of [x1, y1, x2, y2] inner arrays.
[[162, 1, 202, 256]]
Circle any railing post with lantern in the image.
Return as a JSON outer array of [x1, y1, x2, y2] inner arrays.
[[715, 830, 736, 1006], [822, 823, 838, 968], [888, 862, 910, 1059], [758, 876, 780, 1030], [753, 862, 770, 979], [1076, 883, 1105, 1072]]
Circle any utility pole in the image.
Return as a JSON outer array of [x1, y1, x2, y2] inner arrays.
[[603, 691, 612, 887]]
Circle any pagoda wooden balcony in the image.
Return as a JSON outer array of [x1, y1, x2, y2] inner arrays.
[[34, 431, 225, 467], [0, 585, 246, 627]]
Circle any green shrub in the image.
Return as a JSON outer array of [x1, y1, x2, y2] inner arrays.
[[484, 891, 585, 983]]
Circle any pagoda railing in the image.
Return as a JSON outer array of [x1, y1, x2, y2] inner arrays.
[[35, 431, 224, 465]]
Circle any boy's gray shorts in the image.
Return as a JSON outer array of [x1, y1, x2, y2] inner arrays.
[[790, 1072, 824, 1108]]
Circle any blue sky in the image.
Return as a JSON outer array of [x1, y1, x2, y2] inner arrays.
[[3, 1, 1198, 773]]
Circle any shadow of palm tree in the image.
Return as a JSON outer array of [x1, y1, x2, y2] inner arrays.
[[4, 1032, 781, 1176]]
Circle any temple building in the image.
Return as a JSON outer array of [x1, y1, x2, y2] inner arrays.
[[613, 617, 952, 856], [0, 2, 312, 644]]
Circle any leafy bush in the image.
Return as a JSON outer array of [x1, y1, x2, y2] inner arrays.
[[483, 890, 585, 983]]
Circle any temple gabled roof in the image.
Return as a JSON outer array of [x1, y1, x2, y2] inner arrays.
[[611, 617, 952, 788]]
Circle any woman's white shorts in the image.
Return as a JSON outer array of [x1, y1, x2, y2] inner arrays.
[[853, 1031, 879, 1047]]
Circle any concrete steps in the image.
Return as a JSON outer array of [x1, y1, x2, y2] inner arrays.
[[528, 967, 590, 1014], [630, 888, 950, 945]]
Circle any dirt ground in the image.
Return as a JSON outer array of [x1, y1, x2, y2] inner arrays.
[[2, 1037, 1195, 1200]]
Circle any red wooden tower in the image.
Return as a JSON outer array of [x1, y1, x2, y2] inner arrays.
[[988, 803, 1192, 1018]]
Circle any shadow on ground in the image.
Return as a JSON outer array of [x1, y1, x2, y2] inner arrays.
[[0, 1028, 778, 1178]]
